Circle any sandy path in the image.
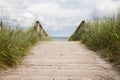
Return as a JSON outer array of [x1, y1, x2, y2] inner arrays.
[[0, 41, 119, 80]]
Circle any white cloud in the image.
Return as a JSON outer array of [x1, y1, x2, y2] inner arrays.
[[91, 0, 120, 17], [0, 0, 120, 37], [22, 13, 34, 19]]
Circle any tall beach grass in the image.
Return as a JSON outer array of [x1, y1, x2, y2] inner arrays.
[[0, 26, 41, 70], [70, 12, 120, 70]]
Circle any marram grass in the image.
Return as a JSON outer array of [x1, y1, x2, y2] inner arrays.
[[70, 12, 120, 70], [0, 26, 40, 70]]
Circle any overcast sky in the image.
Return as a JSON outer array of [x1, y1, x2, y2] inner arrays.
[[0, 0, 120, 37]]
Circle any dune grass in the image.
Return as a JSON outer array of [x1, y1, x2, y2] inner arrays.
[[69, 12, 120, 70], [0, 26, 41, 70]]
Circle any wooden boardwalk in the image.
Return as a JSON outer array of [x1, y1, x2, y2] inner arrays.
[[0, 41, 119, 80]]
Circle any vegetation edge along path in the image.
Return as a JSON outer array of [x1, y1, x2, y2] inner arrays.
[[0, 41, 119, 80], [0, 21, 49, 70], [69, 12, 120, 73]]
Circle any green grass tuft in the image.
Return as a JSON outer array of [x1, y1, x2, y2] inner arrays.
[[0, 26, 41, 70]]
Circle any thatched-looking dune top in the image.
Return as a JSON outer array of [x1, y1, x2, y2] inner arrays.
[[69, 20, 87, 41], [35, 21, 48, 37]]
